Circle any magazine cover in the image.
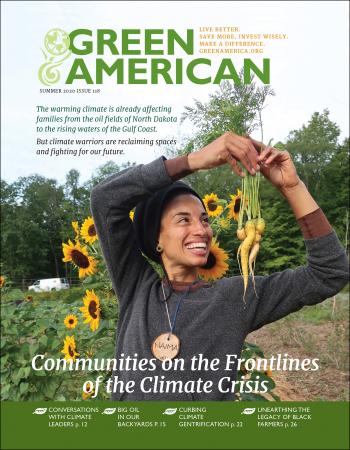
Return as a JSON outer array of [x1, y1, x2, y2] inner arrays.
[[1, 1, 349, 449]]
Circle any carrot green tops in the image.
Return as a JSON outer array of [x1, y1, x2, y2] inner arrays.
[[90, 156, 349, 401]]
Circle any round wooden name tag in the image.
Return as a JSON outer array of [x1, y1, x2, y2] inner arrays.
[[151, 333, 180, 361]]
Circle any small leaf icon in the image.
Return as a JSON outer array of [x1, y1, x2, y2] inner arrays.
[[162, 408, 177, 415], [33, 408, 47, 415], [241, 408, 256, 415], [102, 408, 116, 415]]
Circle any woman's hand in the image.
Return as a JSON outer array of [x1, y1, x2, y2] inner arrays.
[[188, 132, 260, 176], [249, 137, 301, 192], [249, 138, 319, 218], [188, 131, 301, 193]]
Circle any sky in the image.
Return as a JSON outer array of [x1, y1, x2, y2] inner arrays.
[[1, 0, 349, 184]]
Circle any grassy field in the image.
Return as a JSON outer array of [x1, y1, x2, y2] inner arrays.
[[247, 286, 349, 401]]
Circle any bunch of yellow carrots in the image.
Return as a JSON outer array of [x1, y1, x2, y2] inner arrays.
[[237, 159, 266, 302]]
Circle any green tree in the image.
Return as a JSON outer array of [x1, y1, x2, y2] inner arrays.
[[85, 160, 136, 190], [254, 179, 306, 275], [19, 176, 65, 279], [1, 176, 66, 284], [61, 169, 90, 241], [319, 137, 349, 252], [286, 109, 341, 199], [64, 169, 90, 216]]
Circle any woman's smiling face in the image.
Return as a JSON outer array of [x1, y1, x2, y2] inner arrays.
[[158, 193, 213, 274]]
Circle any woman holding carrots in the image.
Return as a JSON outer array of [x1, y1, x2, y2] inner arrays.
[[91, 132, 349, 400]]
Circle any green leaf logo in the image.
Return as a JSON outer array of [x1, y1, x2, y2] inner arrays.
[[33, 407, 47, 415], [102, 408, 116, 415], [38, 29, 71, 86], [162, 408, 177, 415]]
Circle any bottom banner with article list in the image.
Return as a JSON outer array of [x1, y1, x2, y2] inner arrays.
[[1, 401, 349, 449]]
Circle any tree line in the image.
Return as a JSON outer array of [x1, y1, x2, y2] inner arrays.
[[0, 161, 135, 285]]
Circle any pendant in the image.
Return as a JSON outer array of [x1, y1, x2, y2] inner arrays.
[[151, 333, 180, 361]]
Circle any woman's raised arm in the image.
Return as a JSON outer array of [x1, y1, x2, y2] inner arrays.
[[90, 158, 172, 307]]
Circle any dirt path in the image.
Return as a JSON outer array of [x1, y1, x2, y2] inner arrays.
[[247, 320, 349, 401]]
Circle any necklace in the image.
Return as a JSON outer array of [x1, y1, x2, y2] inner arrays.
[[151, 280, 198, 361]]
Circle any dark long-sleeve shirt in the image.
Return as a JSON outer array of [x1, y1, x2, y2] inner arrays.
[[90, 156, 349, 400]]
